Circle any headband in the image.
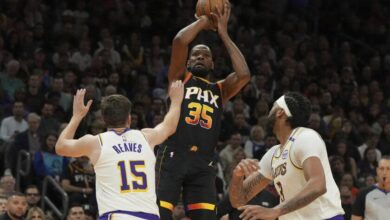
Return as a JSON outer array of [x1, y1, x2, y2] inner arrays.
[[275, 95, 292, 117]]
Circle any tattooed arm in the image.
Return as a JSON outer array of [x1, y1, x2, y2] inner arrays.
[[229, 159, 271, 208], [276, 157, 327, 215]]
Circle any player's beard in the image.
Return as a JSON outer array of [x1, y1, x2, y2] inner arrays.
[[266, 111, 277, 134], [188, 66, 211, 78]]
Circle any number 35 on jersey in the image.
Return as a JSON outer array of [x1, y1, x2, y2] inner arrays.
[[184, 86, 220, 129]]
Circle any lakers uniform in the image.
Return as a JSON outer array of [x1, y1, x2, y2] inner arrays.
[[156, 72, 223, 218], [94, 128, 159, 220], [259, 127, 344, 220]]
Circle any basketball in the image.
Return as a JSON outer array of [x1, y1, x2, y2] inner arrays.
[[195, 0, 225, 18]]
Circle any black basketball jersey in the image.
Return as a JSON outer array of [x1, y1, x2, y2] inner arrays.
[[164, 73, 223, 159]]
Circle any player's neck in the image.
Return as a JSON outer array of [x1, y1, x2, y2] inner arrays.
[[276, 126, 294, 146], [379, 182, 390, 191], [108, 127, 129, 132]]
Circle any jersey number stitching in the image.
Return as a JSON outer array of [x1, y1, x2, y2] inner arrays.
[[117, 160, 148, 193], [185, 102, 214, 129]]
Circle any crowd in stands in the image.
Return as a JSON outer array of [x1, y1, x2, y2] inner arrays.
[[0, 0, 389, 219]]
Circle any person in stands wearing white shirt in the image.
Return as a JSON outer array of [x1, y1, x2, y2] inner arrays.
[[229, 92, 344, 220], [0, 101, 28, 143]]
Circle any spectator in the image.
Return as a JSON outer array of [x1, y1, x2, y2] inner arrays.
[[38, 102, 60, 136], [32, 132, 69, 184], [330, 139, 358, 178], [0, 60, 25, 100], [66, 204, 84, 220], [219, 132, 243, 174], [6, 113, 41, 175], [70, 39, 92, 72], [351, 156, 390, 220], [0, 175, 15, 196], [378, 122, 390, 155], [339, 185, 353, 220], [26, 206, 45, 220], [61, 157, 94, 205], [244, 125, 265, 159], [48, 75, 72, 113], [339, 173, 359, 200], [0, 192, 28, 220], [0, 195, 6, 215], [0, 101, 28, 143], [25, 73, 46, 113], [358, 147, 379, 177], [25, 185, 40, 208]]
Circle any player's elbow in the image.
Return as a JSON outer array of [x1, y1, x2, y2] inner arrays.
[[55, 141, 68, 156], [173, 33, 185, 46], [240, 71, 251, 83], [55, 143, 64, 156], [315, 181, 327, 196]]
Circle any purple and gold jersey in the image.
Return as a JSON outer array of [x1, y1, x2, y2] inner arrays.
[[94, 129, 159, 219]]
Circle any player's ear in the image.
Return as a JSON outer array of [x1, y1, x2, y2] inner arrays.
[[276, 108, 285, 118], [128, 114, 132, 127]]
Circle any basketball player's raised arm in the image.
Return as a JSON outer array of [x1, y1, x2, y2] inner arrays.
[[168, 16, 211, 83], [211, 3, 250, 103], [56, 89, 99, 158], [142, 80, 184, 147], [229, 159, 271, 208]]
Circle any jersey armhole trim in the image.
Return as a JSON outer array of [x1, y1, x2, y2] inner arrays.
[[183, 72, 192, 84], [98, 134, 103, 147], [217, 81, 225, 106]]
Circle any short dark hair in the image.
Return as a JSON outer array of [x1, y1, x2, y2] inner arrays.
[[101, 95, 132, 128], [381, 155, 390, 161], [284, 92, 311, 128], [7, 191, 25, 200], [25, 185, 39, 192]]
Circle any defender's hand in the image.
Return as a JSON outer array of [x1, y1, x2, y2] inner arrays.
[[73, 89, 93, 120], [233, 159, 259, 178], [169, 80, 184, 104]]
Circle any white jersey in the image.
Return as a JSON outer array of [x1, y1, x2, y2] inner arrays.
[[259, 127, 344, 220], [93, 129, 159, 219]]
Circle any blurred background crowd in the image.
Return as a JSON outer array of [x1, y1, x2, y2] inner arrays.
[[0, 0, 389, 219]]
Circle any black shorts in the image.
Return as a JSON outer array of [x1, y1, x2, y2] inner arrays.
[[156, 145, 217, 212]]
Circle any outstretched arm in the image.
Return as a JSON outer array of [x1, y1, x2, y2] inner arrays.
[[56, 89, 98, 159], [142, 80, 184, 147], [212, 3, 250, 103], [168, 16, 211, 83], [229, 159, 271, 208]]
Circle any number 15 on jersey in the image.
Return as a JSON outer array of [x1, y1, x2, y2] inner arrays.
[[117, 160, 148, 193]]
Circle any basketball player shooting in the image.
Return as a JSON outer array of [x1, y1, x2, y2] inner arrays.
[[55, 81, 184, 220], [156, 1, 251, 220], [229, 92, 345, 220]]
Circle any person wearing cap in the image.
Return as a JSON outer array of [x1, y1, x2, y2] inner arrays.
[[229, 92, 345, 220]]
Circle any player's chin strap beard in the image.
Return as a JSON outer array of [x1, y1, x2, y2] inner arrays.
[[188, 66, 212, 78]]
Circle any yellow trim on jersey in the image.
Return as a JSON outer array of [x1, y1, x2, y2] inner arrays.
[[194, 76, 211, 84], [160, 200, 174, 211], [98, 134, 103, 146], [187, 203, 215, 211], [272, 128, 300, 159], [289, 128, 305, 169]]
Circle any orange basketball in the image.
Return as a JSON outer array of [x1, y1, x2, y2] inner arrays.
[[195, 0, 225, 18]]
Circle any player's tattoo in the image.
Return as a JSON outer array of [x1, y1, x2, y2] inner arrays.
[[279, 190, 322, 214], [243, 173, 265, 200], [230, 173, 268, 207]]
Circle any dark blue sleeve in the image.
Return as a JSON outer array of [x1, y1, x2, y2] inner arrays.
[[33, 151, 46, 177]]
